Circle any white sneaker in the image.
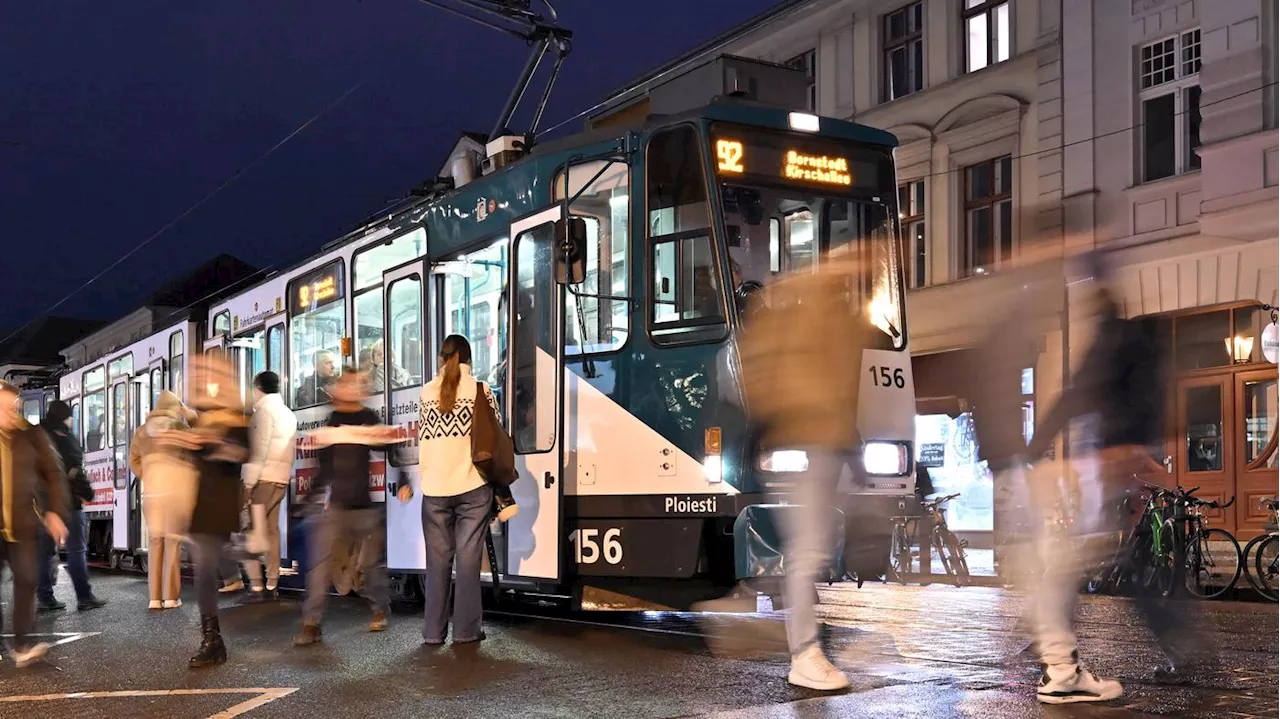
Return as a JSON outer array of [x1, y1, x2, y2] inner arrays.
[[13, 643, 50, 668], [787, 646, 850, 691], [149, 600, 163, 610], [1037, 663, 1123, 704], [163, 599, 182, 609]]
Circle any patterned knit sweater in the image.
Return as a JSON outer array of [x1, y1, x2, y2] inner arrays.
[[417, 364, 499, 498]]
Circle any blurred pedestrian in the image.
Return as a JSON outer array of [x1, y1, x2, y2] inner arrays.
[[184, 355, 249, 668], [0, 380, 69, 667], [294, 368, 399, 646], [130, 390, 198, 610], [239, 371, 297, 603], [737, 256, 872, 691], [401, 334, 507, 647], [37, 400, 104, 613]]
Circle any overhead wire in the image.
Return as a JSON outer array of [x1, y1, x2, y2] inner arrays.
[[0, 78, 369, 348]]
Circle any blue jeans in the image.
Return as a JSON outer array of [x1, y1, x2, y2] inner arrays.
[[421, 485, 492, 643], [37, 510, 93, 603], [303, 507, 390, 623]]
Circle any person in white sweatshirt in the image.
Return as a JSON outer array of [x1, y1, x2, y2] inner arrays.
[[238, 371, 297, 601]]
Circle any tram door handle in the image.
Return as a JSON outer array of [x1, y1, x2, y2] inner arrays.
[[543, 471, 555, 489]]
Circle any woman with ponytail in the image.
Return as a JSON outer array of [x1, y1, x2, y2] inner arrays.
[[401, 334, 511, 645]]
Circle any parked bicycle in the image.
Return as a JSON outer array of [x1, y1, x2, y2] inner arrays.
[[1242, 497, 1278, 602], [1174, 487, 1240, 600], [888, 493, 969, 586]]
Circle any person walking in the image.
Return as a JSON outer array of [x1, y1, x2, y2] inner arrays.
[[294, 368, 398, 646], [184, 356, 249, 668], [239, 371, 297, 602], [130, 390, 198, 610], [737, 257, 873, 691], [36, 400, 104, 613], [0, 380, 69, 667]]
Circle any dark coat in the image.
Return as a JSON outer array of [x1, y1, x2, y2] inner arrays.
[[187, 410, 250, 537], [1, 422, 67, 541], [42, 424, 92, 511]]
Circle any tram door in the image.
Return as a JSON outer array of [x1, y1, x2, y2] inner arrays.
[[506, 208, 565, 582], [110, 376, 131, 552], [382, 259, 432, 571], [130, 372, 152, 552]]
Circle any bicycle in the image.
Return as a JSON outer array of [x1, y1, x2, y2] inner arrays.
[[887, 493, 969, 586], [1095, 482, 1179, 596], [1242, 497, 1278, 602], [888, 497, 918, 582], [1174, 487, 1240, 599]]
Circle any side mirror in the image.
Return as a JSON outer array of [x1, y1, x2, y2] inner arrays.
[[735, 280, 766, 318], [554, 217, 587, 285]]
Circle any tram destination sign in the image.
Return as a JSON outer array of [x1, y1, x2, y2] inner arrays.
[[710, 123, 886, 193], [290, 261, 345, 315]]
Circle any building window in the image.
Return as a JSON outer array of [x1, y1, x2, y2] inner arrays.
[[963, 0, 1011, 73], [785, 49, 817, 112], [1140, 29, 1201, 182], [961, 156, 1013, 278], [884, 2, 924, 101], [897, 179, 927, 288]]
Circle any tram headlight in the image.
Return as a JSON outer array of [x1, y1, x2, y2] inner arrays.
[[863, 441, 909, 476], [759, 450, 809, 473]]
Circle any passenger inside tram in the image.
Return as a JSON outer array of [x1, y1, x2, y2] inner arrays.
[[365, 339, 410, 393], [294, 350, 338, 408]]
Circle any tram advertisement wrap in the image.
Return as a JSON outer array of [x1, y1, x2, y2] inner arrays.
[[85, 456, 115, 511], [292, 411, 416, 503]]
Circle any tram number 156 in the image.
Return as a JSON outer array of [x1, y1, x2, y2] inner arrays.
[[570, 528, 623, 565]]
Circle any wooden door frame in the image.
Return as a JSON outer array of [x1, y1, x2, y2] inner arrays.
[[1234, 367, 1279, 539], [1175, 373, 1236, 530]]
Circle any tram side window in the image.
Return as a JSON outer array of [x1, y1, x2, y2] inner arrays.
[[553, 161, 631, 355], [289, 262, 346, 409], [71, 402, 80, 445], [386, 276, 424, 389], [150, 367, 163, 409], [647, 125, 725, 345], [111, 383, 128, 449], [267, 325, 284, 379], [512, 224, 557, 454], [353, 229, 426, 392], [83, 368, 106, 451], [169, 331, 184, 399], [232, 328, 265, 405], [213, 311, 231, 339], [441, 240, 507, 386]]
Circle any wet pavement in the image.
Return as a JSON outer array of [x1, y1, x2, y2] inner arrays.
[[0, 571, 1275, 718]]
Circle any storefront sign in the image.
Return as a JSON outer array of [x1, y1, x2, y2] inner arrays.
[[1262, 322, 1279, 364], [918, 443, 946, 468]]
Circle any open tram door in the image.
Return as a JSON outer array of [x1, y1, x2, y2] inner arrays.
[[381, 258, 433, 573], [504, 208, 568, 585], [109, 373, 132, 557], [128, 370, 153, 560], [138, 356, 166, 562]]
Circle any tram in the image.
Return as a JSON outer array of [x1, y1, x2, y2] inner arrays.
[[55, 320, 199, 568], [197, 101, 918, 609]]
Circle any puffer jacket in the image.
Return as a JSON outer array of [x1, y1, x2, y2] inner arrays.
[[243, 392, 297, 488], [738, 256, 870, 452]]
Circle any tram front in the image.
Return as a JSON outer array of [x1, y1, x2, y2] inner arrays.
[[698, 107, 917, 587]]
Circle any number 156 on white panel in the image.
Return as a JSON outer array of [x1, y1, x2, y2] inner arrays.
[[570, 528, 623, 565]]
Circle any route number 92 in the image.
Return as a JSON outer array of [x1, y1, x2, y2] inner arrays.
[[868, 366, 906, 389], [570, 528, 623, 565]]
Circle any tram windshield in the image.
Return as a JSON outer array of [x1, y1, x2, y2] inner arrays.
[[709, 124, 906, 350]]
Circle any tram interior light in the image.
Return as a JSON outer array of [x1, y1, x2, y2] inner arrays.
[[863, 441, 908, 476], [760, 450, 809, 473], [788, 112, 821, 132]]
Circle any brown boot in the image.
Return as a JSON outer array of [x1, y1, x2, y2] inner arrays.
[[369, 611, 388, 632], [293, 622, 322, 647]]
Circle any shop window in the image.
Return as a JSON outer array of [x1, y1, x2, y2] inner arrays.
[[440, 240, 507, 386], [964, 0, 1011, 73], [553, 160, 631, 355], [289, 261, 345, 409], [1184, 384, 1224, 472], [1243, 377, 1278, 469], [1175, 310, 1231, 371]]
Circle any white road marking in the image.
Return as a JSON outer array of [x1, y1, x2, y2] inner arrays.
[[0, 688, 299, 719], [1, 632, 100, 647]]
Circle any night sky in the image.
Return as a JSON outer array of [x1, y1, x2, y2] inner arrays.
[[1, 0, 779, 332]]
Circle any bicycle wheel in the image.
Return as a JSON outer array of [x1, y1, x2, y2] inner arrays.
[[1254, 535, 1279, 602], [931, 529, 957, 583], [1242, 535, 1268, 594], [1184, 528, 1242, 599], [945, 531, 970, 586], [889, 524, 912, 582]]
